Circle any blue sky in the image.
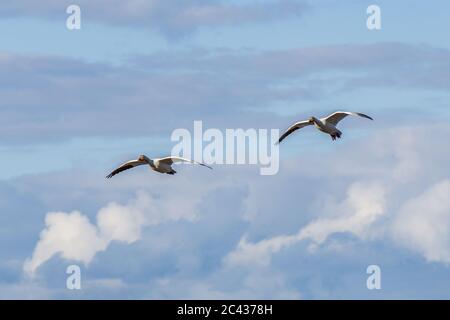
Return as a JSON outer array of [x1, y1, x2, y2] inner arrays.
[[1, 0, 450, 299]]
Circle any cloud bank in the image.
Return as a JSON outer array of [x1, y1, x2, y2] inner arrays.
[[2, 42, 450, 145], [225, 124, 450, 269]]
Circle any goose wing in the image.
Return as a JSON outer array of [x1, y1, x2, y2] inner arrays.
[[158, 156, 212, 169], [106, 159, 147, 179], [277, 120, 312, 144], [324, 111, 373, 126]]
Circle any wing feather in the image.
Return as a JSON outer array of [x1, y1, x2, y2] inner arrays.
[[277, 120, 312, 144], [324, 111, 373, 126], [106, 159, 146, 179], [158, 156, 212, 169]]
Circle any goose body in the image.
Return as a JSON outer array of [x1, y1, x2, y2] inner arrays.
[[106, 155, 212, 178], [278, 111, 373, 144]]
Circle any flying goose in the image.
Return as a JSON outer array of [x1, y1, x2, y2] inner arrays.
[[277, 111, 373, 144], [106, 155, 212, 178]]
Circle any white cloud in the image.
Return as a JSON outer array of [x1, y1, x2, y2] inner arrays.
[[225, 182, 386, 267], [23, 191, 197, 276], [97, 196, 148, 244], [23, 211, 107, 276], [299, 182, 386, 245], [391, 180, 450, 263]]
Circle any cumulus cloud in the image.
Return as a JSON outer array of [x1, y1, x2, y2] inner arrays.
[[391, 180, 450, 263], [23, 191, 197, 276], [225, 182, 386, 267], [299, 183, 386, 244], [225, 124, 450, 269], [23, 211, 107, 276]]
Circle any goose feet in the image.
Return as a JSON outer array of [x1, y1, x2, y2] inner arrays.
[[330, 132, 342, 141]]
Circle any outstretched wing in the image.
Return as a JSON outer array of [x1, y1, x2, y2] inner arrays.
[[277, 120, 312, 144], [324, 111, 373, 126], [106, 159, 147, 179], [158, 156, 212, 169]]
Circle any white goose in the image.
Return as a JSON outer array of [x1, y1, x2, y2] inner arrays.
[[277, 111, 373, 144], [106, 155, 212, 178]]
